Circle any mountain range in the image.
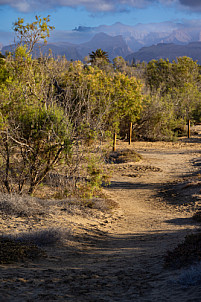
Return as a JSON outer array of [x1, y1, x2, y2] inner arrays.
[[2, 21, 201, 63], [1, 33, 132, 62], [72, 21, 201, 51], [126, 42, 201, 64]]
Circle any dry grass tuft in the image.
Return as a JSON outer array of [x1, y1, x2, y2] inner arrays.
[[0, 193, 48, 217], [0, 191, 114, 222]]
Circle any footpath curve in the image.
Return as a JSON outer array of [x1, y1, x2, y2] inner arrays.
[[1, 136, 201, 301]]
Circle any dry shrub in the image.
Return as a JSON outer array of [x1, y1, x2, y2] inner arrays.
[[0, 191, 114, 222], [0, 193, 48, 217], [43, 150, 111, 200], [9, 227, 72, 246], [0, 228, 71, 264], [106, 149, 142, 164], [54, 196, 115, 216], [44, 171, 82, 199], [0, 236, 46, 264], [173, 262, 201, 287], [164, 232, 201, 269], [192, 211, 201, 222]]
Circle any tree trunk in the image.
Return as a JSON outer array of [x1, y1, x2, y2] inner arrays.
[[129, 122, 132, 145], [113, 132, 117, 152], [188, 120, 190, 138]]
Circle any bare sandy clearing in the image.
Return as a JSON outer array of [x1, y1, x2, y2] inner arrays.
[[1, 129, 201, 301]]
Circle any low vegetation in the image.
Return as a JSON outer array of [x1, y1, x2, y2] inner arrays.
[[193, 211, 201, 222], [0, 236, 46, 264], [173, 262, 201, 287], [6, 227, 72, 247], [0, 193, 48, 217], [106, 149, 142, 164], [164, 232, 201, 269]]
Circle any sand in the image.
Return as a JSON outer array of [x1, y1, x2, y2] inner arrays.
[[1, 128, 201, 301]]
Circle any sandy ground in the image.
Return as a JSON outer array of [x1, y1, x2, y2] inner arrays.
[[1, 128, 201, 301]]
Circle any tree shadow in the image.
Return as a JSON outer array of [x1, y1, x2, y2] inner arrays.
[[165, 217, 198, 226], [108, 180, 160, 190], [180, 135, 201, 144]]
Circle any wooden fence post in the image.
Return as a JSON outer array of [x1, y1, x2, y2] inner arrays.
[[129, 122, 132, 145], [188, 120, 190, 138], [113, 132, 116, 152]]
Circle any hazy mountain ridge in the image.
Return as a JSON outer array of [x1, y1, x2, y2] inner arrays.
[[1, 32, 132, 61], [3, 21, 201, 62], [77, 33, 132, 60], [126, 42, 201, 64], [73, 22, 201, 50]]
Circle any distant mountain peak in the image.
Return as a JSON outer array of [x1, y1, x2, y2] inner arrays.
[[90, 32, 125, 42], [91, 32, 111, 39]]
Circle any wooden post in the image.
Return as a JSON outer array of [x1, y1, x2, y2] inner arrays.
[[188, 119, 190, 138], [129, 122, 132, 145], [113, 132, 116, 152]]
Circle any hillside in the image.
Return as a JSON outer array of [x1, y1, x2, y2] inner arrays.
[[126, 42, 201, 63]]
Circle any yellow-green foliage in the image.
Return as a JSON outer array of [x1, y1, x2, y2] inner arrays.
[[13, 15, 55, 53], [61, 62, 144, 135]]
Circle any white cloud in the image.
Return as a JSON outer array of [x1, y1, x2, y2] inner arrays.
[[0, 0, 173, 13], [1, 0, 200, 13], [13, 1, 31, 13]]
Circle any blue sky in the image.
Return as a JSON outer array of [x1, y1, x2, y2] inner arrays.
[[1, 0, 201, 46]]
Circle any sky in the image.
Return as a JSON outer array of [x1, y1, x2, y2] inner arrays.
[[1, 0, 201, 46]]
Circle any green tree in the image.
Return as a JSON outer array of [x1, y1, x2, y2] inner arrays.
[[89, 49, 111, 70], [0, 102, 71, 194], [0, 51, 72, 194], [145, 58, 172, 94], [59, 62, 144, 139], [136, 93, 180, 141], [109, 73, 143, 133], [13, 15, 55, 53], [89, 49, 109, 63], [141, 56, 201, 139], [0, 18, 71, 194], [0, 53, 8, 85], [170, 57, 201, 122]]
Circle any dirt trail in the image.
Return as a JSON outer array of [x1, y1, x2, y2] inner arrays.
[[1, 132, 201, 301]]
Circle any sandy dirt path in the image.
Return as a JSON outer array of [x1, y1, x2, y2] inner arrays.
[[1, 134, 201, 301]]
